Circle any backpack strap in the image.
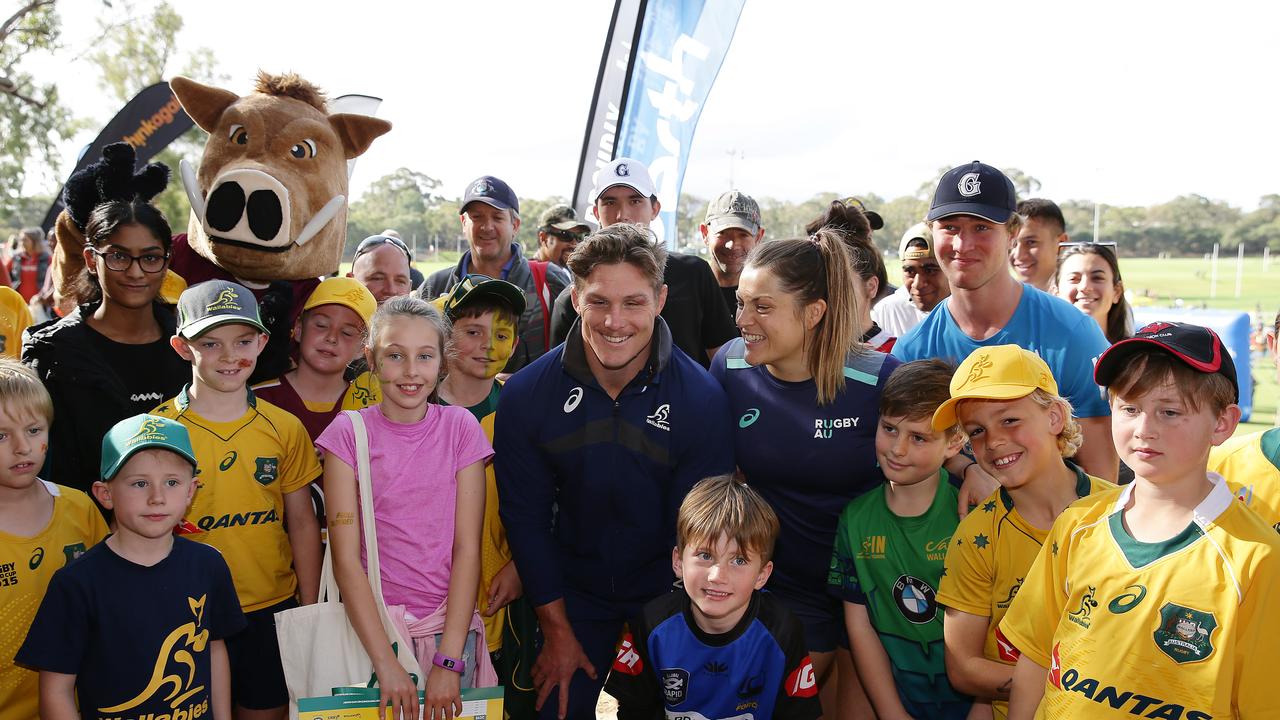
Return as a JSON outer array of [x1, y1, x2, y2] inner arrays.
[[529, 260, 552, 351]]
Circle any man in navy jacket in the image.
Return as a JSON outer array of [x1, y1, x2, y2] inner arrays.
[[496, 223, 734, 719]]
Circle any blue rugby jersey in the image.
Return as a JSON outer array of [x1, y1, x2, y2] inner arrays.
[[495, 318, 734, 609], [605, 591, 821, 720], [710, 338, 899, 597]]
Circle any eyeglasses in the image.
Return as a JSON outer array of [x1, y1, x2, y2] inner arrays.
[[545, 228, 585, 242], [353, 235, 412, 263], [89, 247, 169, 273]]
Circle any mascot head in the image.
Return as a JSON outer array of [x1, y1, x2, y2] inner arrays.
[[171, 72, 391, 281]]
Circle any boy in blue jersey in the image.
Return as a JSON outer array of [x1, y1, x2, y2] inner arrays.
[[829, 359, 972, 718], [17, 414, 245, 720], [605, 475, 820, 720]]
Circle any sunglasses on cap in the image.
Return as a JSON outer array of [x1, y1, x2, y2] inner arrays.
[[353, 235, 411, 263], [544, 228, 585, 242]]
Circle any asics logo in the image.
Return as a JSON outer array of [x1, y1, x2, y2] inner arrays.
[[739, 408, 760, 428], [564, 387, 583, 413]]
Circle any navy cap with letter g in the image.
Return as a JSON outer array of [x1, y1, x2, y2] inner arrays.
[[927, 160, 1017, 224]]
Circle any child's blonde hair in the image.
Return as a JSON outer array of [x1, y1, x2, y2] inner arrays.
[[1024, 388, 1083, 458], [366, 296, 450, 399], [0, 359, 53, 425], [677, 475, 780, 562]]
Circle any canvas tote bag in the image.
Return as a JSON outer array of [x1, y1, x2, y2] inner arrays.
[[276, 410, 424, 716]]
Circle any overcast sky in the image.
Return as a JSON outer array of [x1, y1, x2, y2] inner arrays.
[[27, 0, 1280, 211]]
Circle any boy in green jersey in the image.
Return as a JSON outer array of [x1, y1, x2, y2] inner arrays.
[[828, 359, 972, 718]]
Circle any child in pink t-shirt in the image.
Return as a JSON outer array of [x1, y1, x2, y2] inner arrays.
[[316, 296, 491, 720]]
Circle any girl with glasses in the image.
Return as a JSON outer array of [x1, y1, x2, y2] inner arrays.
[[22, 199, 190, 505]]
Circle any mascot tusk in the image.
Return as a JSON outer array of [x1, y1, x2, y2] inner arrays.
[[294, 195, 346, 248], [179, 159, 207, 222]]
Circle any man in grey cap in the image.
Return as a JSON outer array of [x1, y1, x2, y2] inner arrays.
[[534, 204, 591, 269], [418, 175, 570, 372], [699, 190, 764, 317]]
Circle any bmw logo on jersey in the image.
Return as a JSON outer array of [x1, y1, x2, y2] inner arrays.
[[894, 574, 938, 624]]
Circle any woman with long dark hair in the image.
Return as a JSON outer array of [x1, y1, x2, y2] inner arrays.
[[23, 200, 190, 496]]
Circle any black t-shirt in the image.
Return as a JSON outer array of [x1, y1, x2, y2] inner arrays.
[[549, 252, 738, 367], [17, 537, 246, 720], [719, 284, 739, 325], [85, 324, 190, 413]]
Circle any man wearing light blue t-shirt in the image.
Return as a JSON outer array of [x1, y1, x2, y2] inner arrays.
[[893, 161, 1118, 483]]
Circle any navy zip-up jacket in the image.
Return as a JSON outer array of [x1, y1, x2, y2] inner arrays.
[[495, 317, 734, 610]]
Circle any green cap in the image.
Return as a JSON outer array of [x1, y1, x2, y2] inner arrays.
[[100, 414, 198, 481], [177, 280, 269, 339], [438, 274, 526, 321]]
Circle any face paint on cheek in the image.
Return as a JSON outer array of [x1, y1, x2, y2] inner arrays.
[[486, 318, 518, 376], [238, 358, 253, 369]]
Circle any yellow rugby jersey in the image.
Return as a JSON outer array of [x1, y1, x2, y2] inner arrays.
[[0, 482, 107, 720], [1208, 427, 1280, 530], [152, 387, 321, 611], [1000, 474, 1280, 719], [936, 464, 1110, 719]]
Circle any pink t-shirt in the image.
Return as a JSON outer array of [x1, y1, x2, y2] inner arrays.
[[316, 404, 492, 616]]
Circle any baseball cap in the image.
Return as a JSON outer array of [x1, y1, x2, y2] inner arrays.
[[899, 222, 934, 260], [303, 277, 377, 327], [841, 197, 883, 230], [176, 280, 268, 339], [1094, 321, 1238, 402], [539, 204, 591, 233], [591, 157, 656, 203], [927, 160, 1017, 224], [704, 190, 762, 236], [438, 274, 527, 321], [100, 413, 197, 481], [932, 345, 1059, 430], [460, 175, 519, 215]]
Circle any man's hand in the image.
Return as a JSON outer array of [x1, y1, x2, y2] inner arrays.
[[484, 561, 522, 616], [532, 626, 597, 720]]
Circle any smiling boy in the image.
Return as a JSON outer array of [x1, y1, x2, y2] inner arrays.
[[828, 359, 972, 719], [605, 475, 819, 720], [17, 413, 244, 720], [150, 280, 321, 720]]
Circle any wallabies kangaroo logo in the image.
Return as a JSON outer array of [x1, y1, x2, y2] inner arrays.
[[98, 595, 211, 714], [131, 417, 167, 441], [205, 288, 241, 312]]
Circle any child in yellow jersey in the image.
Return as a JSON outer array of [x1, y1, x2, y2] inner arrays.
[[1001, 322, 1280, 719], [0, 360, 107, 720], [151, 279, 321, 719], [1207, 309, 1280, 528], [430, 274, 535, 711], [932, 345, 1112, 720]]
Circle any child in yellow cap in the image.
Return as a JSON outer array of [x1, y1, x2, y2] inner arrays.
[[933, 344, 1112, 720]]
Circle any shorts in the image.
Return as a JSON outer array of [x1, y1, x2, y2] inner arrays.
[[225, 597, 296, 710], [768, 584, 849, 653]]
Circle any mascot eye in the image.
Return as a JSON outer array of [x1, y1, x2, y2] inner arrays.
[[290, 139, 317, 159], [228, 124, 248, 145]]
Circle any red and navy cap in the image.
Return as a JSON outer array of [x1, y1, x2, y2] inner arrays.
[[1094, 321, 1238, 402]]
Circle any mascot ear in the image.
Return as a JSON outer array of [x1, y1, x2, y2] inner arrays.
[[170, 75, 240, 133], [330, 114, 392, 160]]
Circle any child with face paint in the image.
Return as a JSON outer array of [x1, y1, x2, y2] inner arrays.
[[431, 275, 531, 703]]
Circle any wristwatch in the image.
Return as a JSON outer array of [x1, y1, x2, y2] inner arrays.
[[432, 651, 466, 675]]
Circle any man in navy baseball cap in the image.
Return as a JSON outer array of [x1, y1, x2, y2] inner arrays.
[[893, 160, 1119, 486]]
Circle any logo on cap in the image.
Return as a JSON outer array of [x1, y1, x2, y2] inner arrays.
[[205, 288, 242, 313], [958, 172, 982, 198], [472, 180, 490, 196], [128, 418, 168, 445], [616, 163, 630, 177], [962, 354, 993, 388], [1138, 321, 1174, 335]]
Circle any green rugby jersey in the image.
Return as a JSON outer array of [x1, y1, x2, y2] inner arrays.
[[828, 475, 970, 715]]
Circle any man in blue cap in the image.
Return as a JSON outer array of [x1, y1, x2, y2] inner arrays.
[[893, 161, 1117, 484], [419, 175, 570, 373]]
